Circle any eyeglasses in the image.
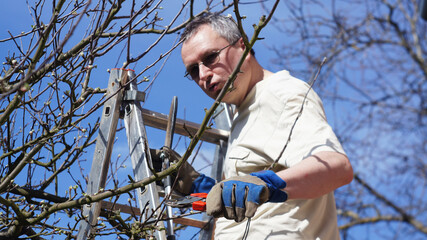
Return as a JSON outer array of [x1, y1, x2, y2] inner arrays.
[[184, 40, 237, 81]]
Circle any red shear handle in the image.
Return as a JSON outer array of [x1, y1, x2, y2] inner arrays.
[[190, 193, 207, 211]]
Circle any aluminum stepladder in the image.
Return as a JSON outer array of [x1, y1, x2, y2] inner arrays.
[[77, 68, 166, 239], [76, 68, 233, 240]]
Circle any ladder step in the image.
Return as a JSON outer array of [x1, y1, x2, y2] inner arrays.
[[141, 108, 229, 145]]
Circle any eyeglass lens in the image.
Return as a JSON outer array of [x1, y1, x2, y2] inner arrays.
[[187, 51, 220, 80]]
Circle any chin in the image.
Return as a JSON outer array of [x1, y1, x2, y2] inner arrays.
[[221, 98, 238, 106]]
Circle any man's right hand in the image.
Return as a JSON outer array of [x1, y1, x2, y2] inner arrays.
[[150, 147, 215, 195]]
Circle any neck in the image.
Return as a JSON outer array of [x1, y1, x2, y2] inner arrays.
[[247, 60, 273, 93]]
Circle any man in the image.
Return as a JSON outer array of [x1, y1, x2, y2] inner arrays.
[[179, 12, 353, 239]]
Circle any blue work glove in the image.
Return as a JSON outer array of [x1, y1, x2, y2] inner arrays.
[[250, 170, 288, 202], [206, 170, 287, 222], [191, 174, 216, 194]]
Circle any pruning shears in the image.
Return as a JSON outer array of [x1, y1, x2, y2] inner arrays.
[[165, 192, 207, 211]]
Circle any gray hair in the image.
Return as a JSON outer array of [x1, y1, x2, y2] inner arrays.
[[181, 12, 255, 55]]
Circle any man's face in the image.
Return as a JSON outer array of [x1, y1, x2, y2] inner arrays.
[[181, 25, 251, 106]]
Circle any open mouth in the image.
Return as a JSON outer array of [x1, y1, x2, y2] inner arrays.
[[208, 82, 220, 92]]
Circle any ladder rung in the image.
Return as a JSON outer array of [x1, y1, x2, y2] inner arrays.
[[141, 108, 229, 145]]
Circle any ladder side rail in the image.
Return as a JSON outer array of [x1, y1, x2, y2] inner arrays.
[[162, 96, 178, 240], [122, 69, 166, 240], [199, 103, 233, 240], [77, 69, 124, 239]]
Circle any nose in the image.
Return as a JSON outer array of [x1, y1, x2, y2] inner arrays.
[[198, 64, 212, 85]]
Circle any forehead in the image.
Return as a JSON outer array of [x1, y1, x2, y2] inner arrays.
[[181, 25, 229, 65]]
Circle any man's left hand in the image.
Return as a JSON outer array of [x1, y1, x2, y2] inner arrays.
[[206, 170, 287, 222]]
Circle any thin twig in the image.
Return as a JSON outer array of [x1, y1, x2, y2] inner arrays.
[[268, 57, 327, 170]]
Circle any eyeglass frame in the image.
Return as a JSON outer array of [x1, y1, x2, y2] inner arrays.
[[184, 39, 238, 81]]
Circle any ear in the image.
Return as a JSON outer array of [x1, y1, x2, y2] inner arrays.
[[237, 37, 246, 51], [237, 38, 253, 61]]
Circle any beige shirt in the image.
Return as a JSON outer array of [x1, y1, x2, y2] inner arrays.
[[215, 71, 345, 239]]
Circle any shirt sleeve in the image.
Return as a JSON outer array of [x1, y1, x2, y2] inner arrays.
[[266, 79, 346, 167]]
